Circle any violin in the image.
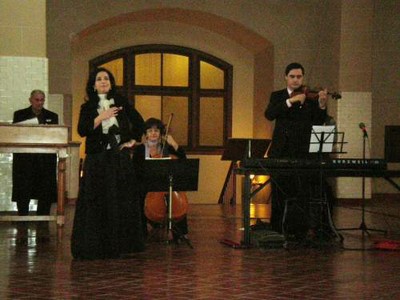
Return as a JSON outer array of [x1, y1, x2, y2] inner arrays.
[[291, 85, 342, 100], [144, 114, 189, 224]]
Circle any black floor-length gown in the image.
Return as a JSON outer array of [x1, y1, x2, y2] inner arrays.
[[71, 149, 145, 260]]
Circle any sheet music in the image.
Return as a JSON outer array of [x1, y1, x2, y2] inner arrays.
[[14, 118, 39, 125], [309, 125, 336, 153]]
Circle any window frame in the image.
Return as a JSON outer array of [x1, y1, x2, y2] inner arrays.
[[89, 44, 232, 155]]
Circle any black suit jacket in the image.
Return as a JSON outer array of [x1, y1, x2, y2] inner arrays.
[[264, 88, 327, 158], [13, 106, 58, 125], [12, 107, 59, 203]]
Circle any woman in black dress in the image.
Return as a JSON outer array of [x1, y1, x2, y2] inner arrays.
[[71, 67, 145, 260]]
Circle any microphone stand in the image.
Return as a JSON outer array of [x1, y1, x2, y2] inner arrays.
[[338, 129, 386, 236]]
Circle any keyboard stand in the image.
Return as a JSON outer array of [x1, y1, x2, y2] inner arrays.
[[309, 128, 344, 245], [280, 173, 343, 247]]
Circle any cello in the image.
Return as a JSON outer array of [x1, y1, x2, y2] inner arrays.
[[143, 114, 189, 225]]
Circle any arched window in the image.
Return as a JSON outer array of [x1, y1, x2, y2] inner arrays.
[[90, 45, 232, 154]]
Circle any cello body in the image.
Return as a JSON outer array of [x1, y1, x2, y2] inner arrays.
[[144, 191, 188, 224]]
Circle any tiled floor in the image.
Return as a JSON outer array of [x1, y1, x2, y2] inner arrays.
[[1, 200, 400, 299]]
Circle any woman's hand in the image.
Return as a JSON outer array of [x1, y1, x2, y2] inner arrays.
[[99, 106, 122, 121], [94, 106, 122, 129], [165, 135, 179, 150], [119, 139, 137, 150]]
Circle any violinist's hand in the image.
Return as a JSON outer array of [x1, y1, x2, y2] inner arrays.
[[318, 89, 328, 109], [289, 93, 306, 106], [119, 139, 137, 150], [165, 135, 179, 151]]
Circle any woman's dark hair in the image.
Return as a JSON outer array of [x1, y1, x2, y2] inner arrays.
[[285, 62, 305, 76], [144, 118, 166, 135], [85, 67, 117, 102]]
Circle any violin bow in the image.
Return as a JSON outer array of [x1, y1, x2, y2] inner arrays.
[[160, 113, 174, 155]]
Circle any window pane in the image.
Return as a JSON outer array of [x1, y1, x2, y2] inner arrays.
[[135, 95, 162, 121], [163, 96, 188, 146], [100, 58, 123, 86], [135, 53, 161, 86], [163, 54, 189, 87], [200, 61, 224, 89], [134, 95, 188, 146], [199, 97, 224, 146]]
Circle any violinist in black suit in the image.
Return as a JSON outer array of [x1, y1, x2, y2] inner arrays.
[[264, 63, 329, 243], [12, 90, 59, 216]]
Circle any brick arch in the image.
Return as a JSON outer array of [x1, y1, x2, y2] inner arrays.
[[72, 8, 271, 54]]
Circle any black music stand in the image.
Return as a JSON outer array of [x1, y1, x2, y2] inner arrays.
[[337, 127, 386, 236], [309, 125, 346, 155], [303, 126, 344, 243], [221, 138, 271, 162], [143, 158, 199, 248], [220, 138, 271, 248], [219, 138, 270, 205]]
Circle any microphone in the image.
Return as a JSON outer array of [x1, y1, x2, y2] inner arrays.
[[359, 122, 368, 137]]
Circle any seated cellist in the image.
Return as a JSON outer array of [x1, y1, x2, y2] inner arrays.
[[133, 117, 189, 244]]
